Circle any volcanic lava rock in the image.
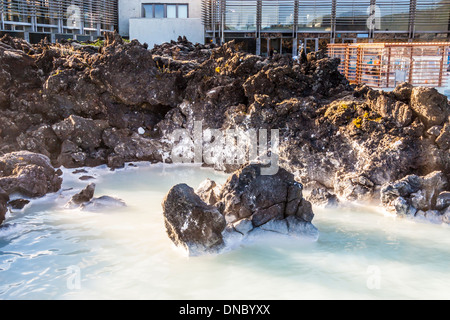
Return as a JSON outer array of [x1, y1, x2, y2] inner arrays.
[[150, 36, 216, 65], [0, 32, 184, 169], [392, 82, 413, 103], [0, 187, 9, 226], [65, 182, 126, 211], [410, 87, 449, 128], [162, 164, 319, 255], [67, 183, 96, 207], [102, 128, 166, 168], [52, 115, 108, 150], [436, 123, 450, 150], [57, 140, 87, 168], [196, 178, 221, 206], [72, 169, 88, 174], [8, 199, 30, 210], [367, 94, 412, 127], [79, 175, 95, 181], [0, 38, 42, 110], [277, 82, 449, 203], [381, 171, 449, 223], [0, 151, 62, 198], [306, 186, 340, 208], [162, 183, 226, 255], [16, 125, 60, 160], [89, 32, 184, 108], [0, 32, 449, 227], [436, 191, 450, 211], [218, 164, 315, 227], [80, 196, 127, 212]]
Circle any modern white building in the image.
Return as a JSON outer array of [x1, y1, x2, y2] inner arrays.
[[119, 0, 204, 48], [202, 0, 450, 56], [0, 0, 117, 43]]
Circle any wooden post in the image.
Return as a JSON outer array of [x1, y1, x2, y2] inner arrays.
[[356, 46, 362, 85], [438, 46, 446, 87], [386, 47, 391, 87], [408, 46, 414, 84], [344, 46, 350, 79]]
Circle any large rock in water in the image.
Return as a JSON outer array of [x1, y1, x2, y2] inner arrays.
[[0, 151, 62, 198], [162, 184, 226, 255], [162, 164, 319, 255], [65, 182, 127, 211], [217, 164, 315, 226], [66, 183, 96, 208], [80, 196, 127, 212]]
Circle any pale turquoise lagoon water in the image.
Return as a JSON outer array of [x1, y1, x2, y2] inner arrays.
[[0, 163, 449, 300]]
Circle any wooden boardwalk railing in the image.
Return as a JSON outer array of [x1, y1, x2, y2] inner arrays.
[[328, 42, 450, 88]]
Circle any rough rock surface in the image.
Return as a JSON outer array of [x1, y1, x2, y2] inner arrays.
[[306, 187, 340, 208], [410, 87, 449, 128], [1, 32, 450, 226], [381, 171, 449, 223], [8, 199, 30, 210], [66, 183, 96, 207], [162, 164, 319, 255], [0, 187, 9, 225], [0, 151, 62, 198], [196, 178, 221, 206], [65, 182, 126, 211], [150, 36, 216, 68], [80, 196, 127, 212], [162, 183, 226, 255], [0, 33, 349, 170], [0, 151, 61, 226], [216, 164, 315, 226], [0, 33, 176, 168]]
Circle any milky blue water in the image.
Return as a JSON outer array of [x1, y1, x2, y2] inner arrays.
[[0, 163, 449, 300]]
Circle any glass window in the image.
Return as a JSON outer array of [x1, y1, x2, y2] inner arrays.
[[155, 4, 165, 18], [298, 0, 333, 31], [167, 5, 177, 18], [377, 0, 410, 32], [142, 3, 189, 19], [415, 0, 450, 32], [335, 0, 371, 32], [178, 4, 188, 18], [225, 0, 257, 31], [261, 0, 295, 31], [143, 4, 153, 18]]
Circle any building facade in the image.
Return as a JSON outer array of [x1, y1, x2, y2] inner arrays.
[[0, 0, 117, 43], [2, 1, 449, 53], [119, 0, 203, 48], [202, 0, 450, 56]]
